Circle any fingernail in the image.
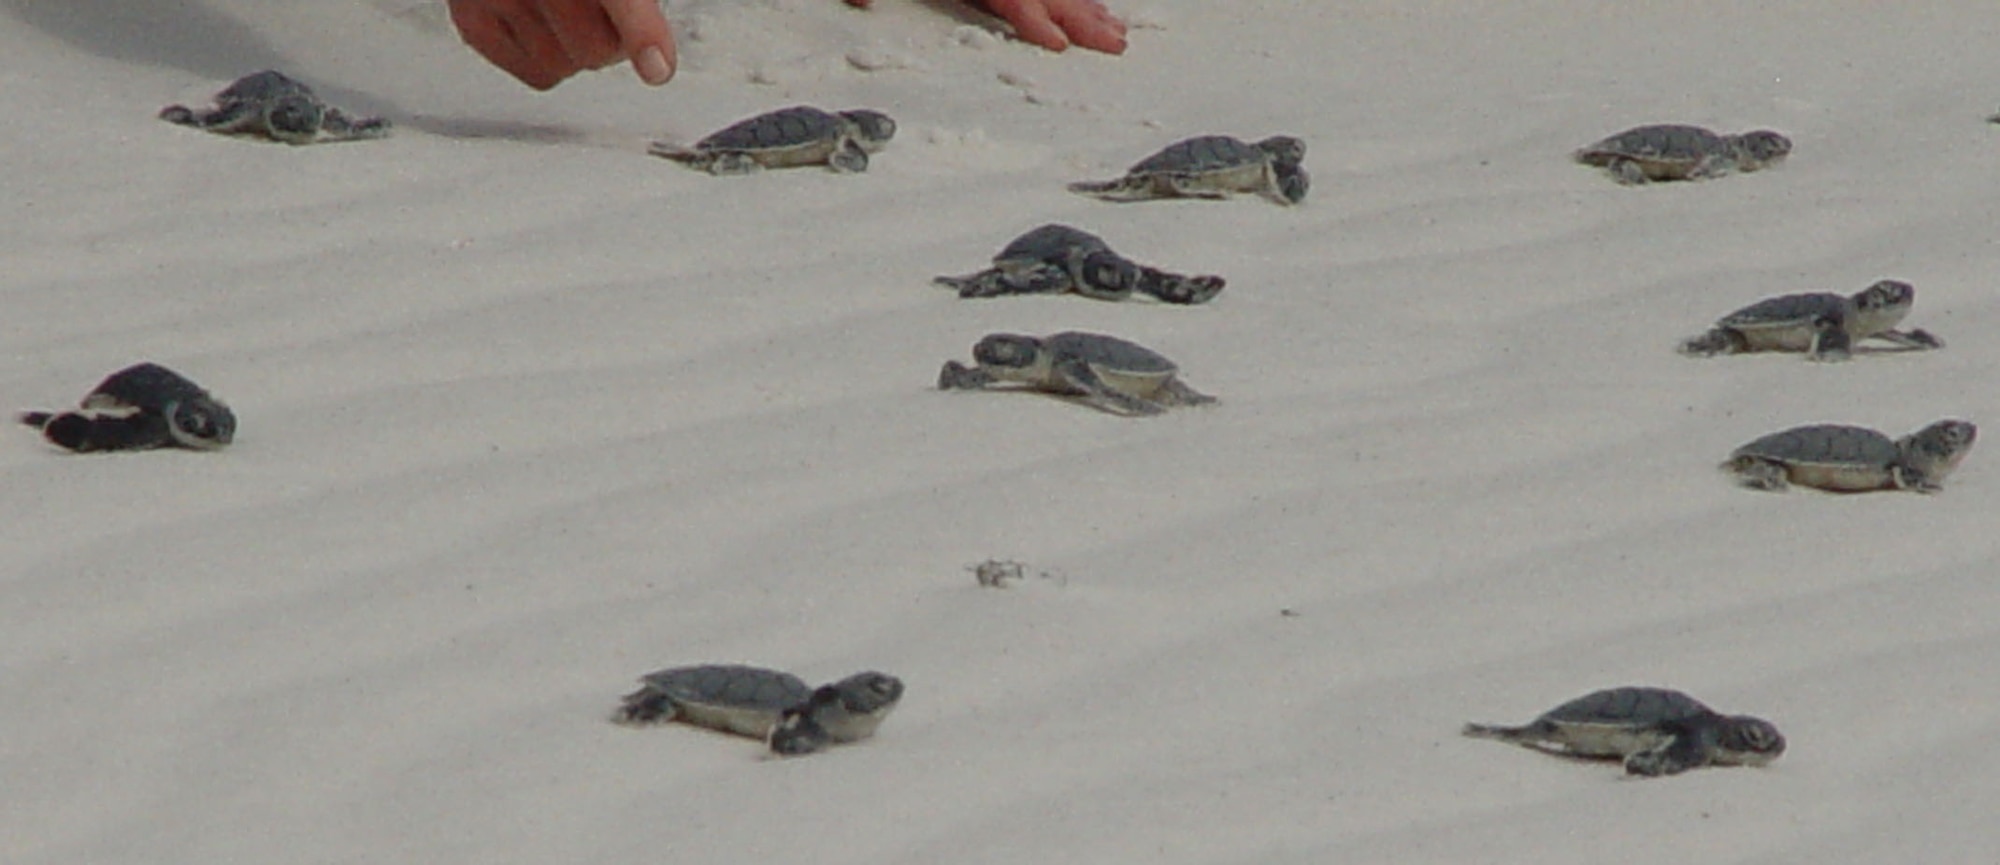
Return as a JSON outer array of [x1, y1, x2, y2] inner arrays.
[[635, 46, 673, 85]]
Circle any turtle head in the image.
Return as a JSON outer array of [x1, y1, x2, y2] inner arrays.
[[1901, 419, 1977, 468], [1852, 280, 1915, 315], [838, 110, 897, 150], [264, 94, 325, 144], [766, 672, 903, 756], [165, 398, 236, 449], [1714, 715, 1786, 765], [828, 671, 905, 714], [972, 333, 1050, 371], [1731, 130, 1792, 167], [1254, 135, 1306, 168]]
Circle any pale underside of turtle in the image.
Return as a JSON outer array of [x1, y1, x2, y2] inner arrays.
[[18, 362, 236, 453], [648, 105, 896, 174], [1679, 282, 1940, 361], [937, 330, 1216, 417], [1068, 134, 1309, 204], [933, 223, 1225, 304], [1725, 420, 1977, 493], [1463, 686, 1786, 777], [1574, 124, 1790, 184], [159, 70, 390, 145]]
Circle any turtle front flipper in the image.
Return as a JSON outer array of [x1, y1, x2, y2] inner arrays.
[[1056, 358, 1163, 416], [320, 107, 393, 142], [1875, 328, 1944, 351], [1623, 720, 1718, 777], [1890, 464, 1946, 494], [768, 700, 834, 756], [1135, 265, 1225, 305], [938, 360, 995, 391], [828, 139, 870, 173], [1270, 163, 1311, 204], [1803, 314, 1855, 362], [30, 411, 174, 453], [1677, 328, 1747, 357]]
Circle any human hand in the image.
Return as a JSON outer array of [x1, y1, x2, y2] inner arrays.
[[448, 0, 677, 90], [843, 0, 1126, 54]]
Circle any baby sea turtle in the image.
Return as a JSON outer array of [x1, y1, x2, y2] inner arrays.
[[1679, 280, 1941, 361], [1463, 686, 1786, 777], [648, 105, 896, 174], [1725, 419, 1976, 493], [938, 331, 1215, 417], [18, 362, 235, 453], [1068, 134, 1308, 205], [159, 70, 390, 145], [1574, 124, 1791, 184], [614, 664, 904, 756], [933, 223, 1225, 305]]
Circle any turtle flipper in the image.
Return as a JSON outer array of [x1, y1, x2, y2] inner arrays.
[[1460, 721, 1548, 747], [1727, 456, 1791, 491], [938, 360, 995, 391], [31, 411, 174, 453], [768, 697, 834, 756], [1161, 172, 1231, 200], [934, 264, 1070, 299], [1677, 328, 1746, 357], [1891, 464, 1945, 494], [319, 107, 392, 142], [1156, 378, 1217, 407], [1607, 158, 1650, 185], [1806, 317, 1853, 362], [827, 139, 870, 173], [1624, 721, 1718, 777], [1269, 163, 1310, 204], [1055, 358, 1163, 416], [611, 687, 683, 726], [1136, 265, 1225, 305], [704, 152, 764, 175], [1875, 328, 1944, 351], [1066, 177, 1155, 202]]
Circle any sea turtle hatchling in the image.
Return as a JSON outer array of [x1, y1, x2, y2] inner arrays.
[[614, 664, 904, 756], [159, 70, 390, 145], [648, 105, 896, 174], [933, 223, 1225, 305], [18, 362, 236, 453], [1463, 686, 1786, 777], [1679, 280, 1942, 361], [1725, 419, 1976, 493], [1068, 134, 1309, 205], [1574, 124, 1791, 184], [938, 331, 1215, 417]]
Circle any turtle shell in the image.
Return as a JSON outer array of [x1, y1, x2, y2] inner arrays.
[[1128, 135, 1273, 176], [1535, 687, 1717, 757], [994, 224, 1113, 269], [696, 106, 843, 154], [1717, 292, 1847, 331], [1046, 331, 1179, 376], [1732, 424, 1899, 469], [618, 664, 810, 736], [1576, 124, 1729, 171], [215, 70, 314, 106]]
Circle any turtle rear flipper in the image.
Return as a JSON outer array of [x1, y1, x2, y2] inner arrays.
[[1726, 455, 1791, 491], [612, 687, 683, 726], [934, 264, 1070, 299], [32, 411, 174, 453], [1156, 378, 1217, 408], [1677, 328, 1746, 357], [1065, 177, 1152, 202], [1460, 721, 1537, 744]]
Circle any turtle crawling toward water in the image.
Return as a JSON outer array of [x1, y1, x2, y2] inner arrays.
[[615, 664, 904, 756], [159, 70, 390, 145], [649, 105, 896, 174], [938, 331, 1215, 417], [1068, 134, 1308, 205], [1679, 280, 1941, 361], [1725, 419, 1976, 493], [1464, 686, 1786, 777], [1574, 124, 1790, 184], [19, 362, 235, 453], [934, 224, 1225, 304]]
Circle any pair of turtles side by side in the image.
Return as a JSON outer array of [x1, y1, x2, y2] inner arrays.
[[649, 105, 898, 174], [614, 664, 905, 756], [19, 362, 236, 453], [1574, 124, 1791, 185], [1680, 280, 1942, 361], [1069, 134, 1309, 205], [934, 223, 1226, 305], [1464, 686, 1786, 777], [160, 70, 391, 145], [938, 331, 1215, 417], [1725, 419, 1976, 493]]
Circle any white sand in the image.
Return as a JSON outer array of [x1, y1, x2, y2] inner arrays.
[[6, 1, 2000, 862]]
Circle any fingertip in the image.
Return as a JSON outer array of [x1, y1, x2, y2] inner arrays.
[[634, 44, 674, 85]]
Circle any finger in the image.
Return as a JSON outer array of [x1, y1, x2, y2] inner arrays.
[[982, 0, 1070, 51], [1048, 0, 1126, 54], [448, 0, 576, 89], [600, 0, 679, 84], [539, 1, 627, 70]]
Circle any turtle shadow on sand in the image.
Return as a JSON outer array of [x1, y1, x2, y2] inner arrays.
[[396, 115, 593, 146]]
